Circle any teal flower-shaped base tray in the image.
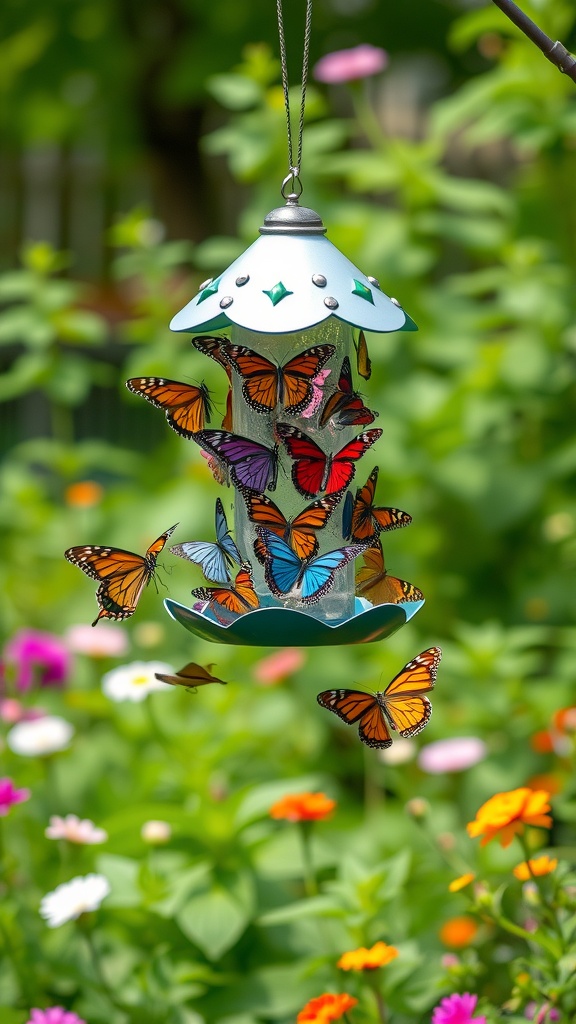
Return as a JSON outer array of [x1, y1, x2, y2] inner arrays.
[[164, 597, 424, 647]]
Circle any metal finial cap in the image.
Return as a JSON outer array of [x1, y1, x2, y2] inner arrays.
[[259, 203, 327, 235]]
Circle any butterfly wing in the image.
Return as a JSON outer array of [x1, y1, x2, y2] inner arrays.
[[379, 647, 441, 738], [342, 491, 354, 541], [192, 563, 259, 623], [317, 688, 376, 723], [258, 530, 303, 596], [243, 491, 288, 564], [351, 467, 412, 542], [155, 662, 228, 689], [319, 357, 353, 427], [325, 429, 382, 496], [225, 345, 279, 413], [194, 430, 278, 492], [275, 423, 327, 499], [192, 335, 232, 379], [171, 541, 230, 583], [214, 497, 242, 565], [125, 378, 212, 437], [145, 524, 178, 563], [355, 541, 423, 605], [280, 344, 335, 414], [222, 386, 233, 431], [290, 494, 340, 559], [299, 544, 365, 604], [355, 331, 372, 380], [334, 400, 377, 427]]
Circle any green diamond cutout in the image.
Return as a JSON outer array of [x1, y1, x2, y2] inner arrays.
[[351, 279, 374, 305], [263, 281, 293, 306], [197, 277, 221, 304]]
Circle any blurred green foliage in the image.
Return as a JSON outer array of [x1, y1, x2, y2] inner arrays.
[[0, 0, 576, 1021]]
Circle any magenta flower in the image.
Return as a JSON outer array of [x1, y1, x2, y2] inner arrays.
[[313, 44, 388, 84], [0, 777, 31, 816], [4, 630, 71, 692], [26, 1009, 86, 1024], [432, 993, 487, 1024], [525, 1004, 560, 1023]]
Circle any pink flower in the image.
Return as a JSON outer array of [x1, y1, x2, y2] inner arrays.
[[253, 648, 306, 685], [418, 737, 487, 774], [0, 777, 31, 816], [26, 1009, 86, 1024], [65, 623, 129, 659], [45, 814, 108, 845], [314, 44, 388, 84], [301, 369, 331, 418], [0, 699, 45, 723], [525, 1004, 560, 1023], [4, 630, 71, 692], [432, 993, 486, 1024]]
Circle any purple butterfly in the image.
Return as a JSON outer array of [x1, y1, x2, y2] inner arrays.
[[193, 430, 278, 492]]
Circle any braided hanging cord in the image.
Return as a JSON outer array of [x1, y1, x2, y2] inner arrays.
[[276, 0, 313, 198]]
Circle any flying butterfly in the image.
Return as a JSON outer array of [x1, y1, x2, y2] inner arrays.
[[355, 539, 423, 605], [243, 490, 341, 563], [343, 467, 412, 543], [319, 357, 377, 428], [354, 330, 372, 381], [257, 529, 365, 604], [125, 377, 213, 437], [170, 498, 241, 583], [193, 430, 278, 493], [192, 335, 232, 379], [276, 423, 382, 499], [192, 562, 259, 624], [65, 524, 178, 627], [154, 662, 228, 691], [317, 647, 441, 748], [225, 343, 335, 415]]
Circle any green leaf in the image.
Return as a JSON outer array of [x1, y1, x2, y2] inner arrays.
[[207, 74, 263, 110], [258, 895, 342, 926], [176, 887, 249, 960], [96, 854, 141, 908]]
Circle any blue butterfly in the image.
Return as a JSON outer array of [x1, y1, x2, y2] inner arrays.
[[257, 529, 365, 604], [170, 498, 242, 583]]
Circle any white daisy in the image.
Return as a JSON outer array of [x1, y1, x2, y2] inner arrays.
[[7, 716, 74, 756], [101, 661, 173, 703], [45, 814, 108, 845], [40, 873, 110, 927]]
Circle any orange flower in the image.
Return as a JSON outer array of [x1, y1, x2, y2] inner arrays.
[[439, 915, 478, 948], [297, 993, 358, 1023], [513, 854, 558, 881], [337, 941, 398, 971], [466, 787, 552, 848], [526, 773, 562, 796], [448, 872, 476, 893], [269, 792, 336, 822], [530, 730, 555, 754], [552, 706, 576, 733], [65, 480, 104, 508]]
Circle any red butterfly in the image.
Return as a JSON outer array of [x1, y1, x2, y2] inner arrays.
[[125, 378, 213, 437], [276, 423, 382, 499], [319, 357, 377, 427], [225, 343, 335, 415]]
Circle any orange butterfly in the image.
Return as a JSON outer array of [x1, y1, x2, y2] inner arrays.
[[317, 647, 441, 748], [355, 539, 423, 605], [319, 356, 377, 427], [192, 335, 232, 380], [346, 467, 412, 543], [354, 330, 372, 380], [225, 343, 335, 415], [192, 563, 259, 624], [125, 377, 213, 437], [243, 489, 340, 562], [154, 662, 227, 691], [65, 524, 178, 626]]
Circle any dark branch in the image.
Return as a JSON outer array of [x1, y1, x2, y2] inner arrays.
[[491, 0, 576, 83]]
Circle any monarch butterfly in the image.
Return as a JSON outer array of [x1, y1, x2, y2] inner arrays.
[[192, 335, 232, 379], [65, 524, 178, 626], [354, 330, 372, 381], [243, 489, 340, 562], [257, 529, 365, 604], [225, 343, 335, 415], [344, 467, 412, 543], [317, 647, 441, 748], [170, 498, 241, 582], [355, 539, 423, 605], [192, 562, 259, 623], [319, 357, 377, 428], [276, 423, 382, 499], [154, 662, 227, 691], [125, 377, 213, 437], [193, 430, 278, 493]]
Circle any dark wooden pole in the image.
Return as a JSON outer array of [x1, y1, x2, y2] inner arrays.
[[491, 0, 576, 83]]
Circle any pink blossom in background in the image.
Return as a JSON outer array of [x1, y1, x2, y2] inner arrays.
[[440, 954, 460, 969], [0, 699, 45, 724], [65, 623, 129, 658], [418, 737, 487, 774], [301, 369, 331, 418], [4, 630, 71, 692], [0, 777, 31, 816], [525, 1004, 560, 1023], [313, 44, 388, 84], [26, 1008, 86, 1024], [431, 993, 486, 1024], [45, 814, 108, 845], [253, 648, 306, 686]]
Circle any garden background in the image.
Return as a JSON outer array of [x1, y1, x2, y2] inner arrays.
[[0, 0, 575, 1022]]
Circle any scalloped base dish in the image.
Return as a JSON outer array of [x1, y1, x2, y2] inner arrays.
[[163, 596, 424, 647]]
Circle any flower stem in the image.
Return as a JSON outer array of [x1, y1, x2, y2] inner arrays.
[[516, 834, 565, 950], [372, 983, 387, 1024], [350, 81, 387, 152], [81, 921, 122, 1011], [298, 821, 318, 897]]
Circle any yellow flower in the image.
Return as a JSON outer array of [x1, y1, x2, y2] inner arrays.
[[439, 915, 478, 948], [269, 792, 336, 822], [337, 941, 399, 971], [513, 854, 558, 881], [448, 873, 476, 893], [466, 787, 552, 848]]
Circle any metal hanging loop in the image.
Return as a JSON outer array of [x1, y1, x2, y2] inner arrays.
[[276, 0, 312, 200]]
